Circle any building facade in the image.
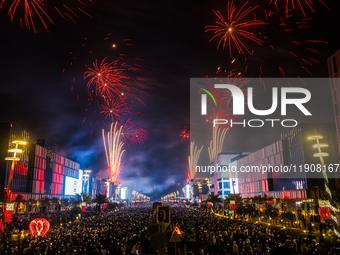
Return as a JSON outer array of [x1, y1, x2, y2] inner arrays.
[[328, 49, 340, 156], [238, 141, 283, 198], [0, 124, 82, 201], [209, 153, 242, 198], [237, 123, 339, 200]]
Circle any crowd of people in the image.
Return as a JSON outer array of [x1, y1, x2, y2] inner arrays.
[[0, 207, 154, 254], [0, 205, 340, 254], [169, 207, 340, 255]]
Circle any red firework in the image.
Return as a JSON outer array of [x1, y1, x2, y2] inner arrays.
[[129, 128, 148, 145], [67, 35, 148, 137], [0, 0, 92, 32], [84, 58, 147, 107], [100, 97, 131, 121], [205, 106, 233, 128], [84, 58, 128, 99], [205, 0, 267, 58], [117, 118, 148, 146], [179, 128, 190, 142], [214, 72, 252, 106], [270, 0, 330, 17]]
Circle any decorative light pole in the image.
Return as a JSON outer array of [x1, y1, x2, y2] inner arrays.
[[105, 178, 111, 199], [5, 140, 26, 201], [115, 184, 121, 202], [206, 178, 212, 195], [4, 140, 26, 223], [308, 133, 340, 236], [82, 169, 91, 194], [197, 182, 203, 202]]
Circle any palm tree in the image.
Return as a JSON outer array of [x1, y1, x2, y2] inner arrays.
[[244, 204, 256, 220], [224, 194, 242, 207], [71, 195, 82, 207], [15, 194, 25, 214], [41, 198, 51, 212], [94, 194, 108, 212], [207, 194, 222, 212], [81, 193, 93, 204], [61, 198, 70, 210], [27, 198, 37, 212], [264, 205, 279, 224], [71, 193, 92, 207], [51, 197, 60, 211]]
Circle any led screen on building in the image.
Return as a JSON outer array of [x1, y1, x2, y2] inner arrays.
[[65, 176, 82, 195]]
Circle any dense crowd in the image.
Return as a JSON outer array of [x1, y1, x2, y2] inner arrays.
[[0, 208, 154, 254], [169, 207, 340, 255], [0, 206, 340, 254]]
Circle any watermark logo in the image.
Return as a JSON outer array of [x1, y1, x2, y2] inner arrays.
[[198, 83, 222, 115], [201, 84, 311, 116], [200, 84, 312, 128]]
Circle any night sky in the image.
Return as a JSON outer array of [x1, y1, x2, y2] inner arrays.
[[0, 0, 340, 199]]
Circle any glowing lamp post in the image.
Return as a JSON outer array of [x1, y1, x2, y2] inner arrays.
[[4, 140, 26, 223], [205, 178, 212, 195], [82, 169, 91, 194], [308, 135, 329, 193], [5, 140, 26, 201], [105, 178, 110, 198], [197, 182, 203, 202], [307, 134, 340, 236], [115, 184, 121, 202]]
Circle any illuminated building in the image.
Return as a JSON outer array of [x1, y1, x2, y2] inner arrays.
[[237, 141, 284, 198], [208, 153, 246, 198], [27, 144, 47, 200], [90, 177, 114, 199], [237, 123, 339, 199], [328, 49, 340, 156], [0, 124, 82, 201], [37, 139, 81, 198]]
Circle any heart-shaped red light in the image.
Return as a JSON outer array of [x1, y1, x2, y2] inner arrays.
[[29, 218, 50, 238]]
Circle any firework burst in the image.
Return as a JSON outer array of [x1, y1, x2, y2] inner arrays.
[[270, 0, 330, 18], [179, 127, 190, 142], [100, 97, 130, 121], [66, 35, 148, 136], [204, 106, 233, 128], [188, 141, 203, 180], [208, 126, 228, 162], [84, 58, 133, 101], [214, 73, 252, 106], [102, 122, 125, 183], [117, 118, 148, 146], [205, 0, 267, 58], [0, 0, 92, 32]]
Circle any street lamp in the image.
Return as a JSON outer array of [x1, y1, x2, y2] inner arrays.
[[197, 182, 203, 202], [3, 140, 26, 223], [115, 184, 121, 202], [308, 135, 329, 195], [105, 178, 110, 199], [5, 140, 26, 202], [206, 178, 212, 195], [82, 169, 91, 194], [308, 133, 340, 236]]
